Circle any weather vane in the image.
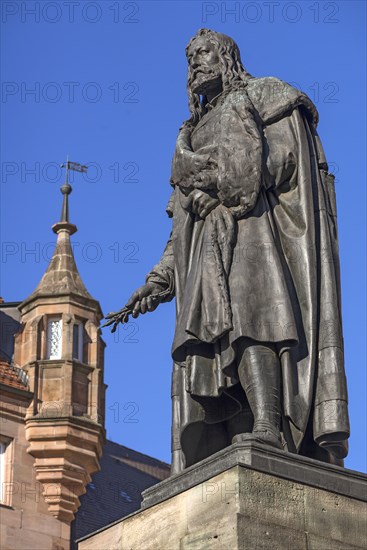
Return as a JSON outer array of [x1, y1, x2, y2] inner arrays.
[[60, 157, 88, 184], [58, 157, 88, 224]]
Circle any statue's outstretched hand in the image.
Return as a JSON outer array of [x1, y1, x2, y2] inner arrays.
[[126, 282, 162, 317], [103, 282, 167, 332]]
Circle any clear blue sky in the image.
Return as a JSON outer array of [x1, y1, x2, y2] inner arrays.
[[1, 1, 366, 473]]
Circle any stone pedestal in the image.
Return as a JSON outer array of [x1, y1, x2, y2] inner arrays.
[[78, 442, 367, 550]]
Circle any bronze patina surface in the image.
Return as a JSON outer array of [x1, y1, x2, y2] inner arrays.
[[105, 29, 349, 474]]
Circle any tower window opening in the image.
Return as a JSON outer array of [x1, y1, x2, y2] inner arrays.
[[0, 437, 12, 505], [73, 322, 84, 361], [46, 318, 62, 359]]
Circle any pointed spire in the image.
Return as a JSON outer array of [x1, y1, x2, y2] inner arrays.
[[20, 161, 100, 311], [29, 226, 93, 301]]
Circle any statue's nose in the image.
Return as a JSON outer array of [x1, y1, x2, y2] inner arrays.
[[191, 51, 202, 68]]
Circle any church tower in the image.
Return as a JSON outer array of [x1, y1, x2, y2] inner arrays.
[[13, 173, 106, 524]]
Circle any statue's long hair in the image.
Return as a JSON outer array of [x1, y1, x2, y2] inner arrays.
[[185, 28, 252, 127]]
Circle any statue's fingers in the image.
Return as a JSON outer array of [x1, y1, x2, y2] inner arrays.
[[192, 190, 203, 207], [126, 290, 140, 308], [151, 297, 160, 312], [200, 199, 217, 218], [198, 207, 207, 218], [132, 300, 141, 318], [140, 297, 147, 314], [198, 196, 209, 213], [146, 296, 154, 311]]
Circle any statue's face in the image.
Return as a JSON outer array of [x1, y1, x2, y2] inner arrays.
[[187, 36, 222, 96]]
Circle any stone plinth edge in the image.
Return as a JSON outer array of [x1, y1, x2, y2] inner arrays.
[[142, 441, 366, 508]]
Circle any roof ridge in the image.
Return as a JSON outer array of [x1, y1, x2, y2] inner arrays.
[[106, 439, 170, 468]]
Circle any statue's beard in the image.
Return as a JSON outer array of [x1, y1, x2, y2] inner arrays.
[[191, 67, 222, 96]]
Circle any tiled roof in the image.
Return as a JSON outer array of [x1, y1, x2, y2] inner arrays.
[[0, 360, 29, 391], [72, 439, 170, 545]]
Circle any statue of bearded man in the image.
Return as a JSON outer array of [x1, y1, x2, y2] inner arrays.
[[106, 29, 350, 474]]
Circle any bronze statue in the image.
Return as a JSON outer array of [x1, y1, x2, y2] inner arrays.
[[105, 29, 350, 474]]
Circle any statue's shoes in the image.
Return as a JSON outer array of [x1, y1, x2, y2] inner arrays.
[[232, 430, 283, 450]]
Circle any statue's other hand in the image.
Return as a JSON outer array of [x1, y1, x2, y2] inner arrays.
[[192, 190, 220, 219], [126, 282, 162, 318], [193, 168, 218, 191]]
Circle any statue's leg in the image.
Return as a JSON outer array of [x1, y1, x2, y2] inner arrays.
[[171, 394, 185, 474], [233, 342, 282, 449], [171, 362, 185, 475]]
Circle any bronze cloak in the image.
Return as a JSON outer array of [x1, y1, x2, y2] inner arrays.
[[146, 78, 349, 470]]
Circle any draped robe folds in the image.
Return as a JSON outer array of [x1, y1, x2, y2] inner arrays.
[[146, 77, 350, 470]]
